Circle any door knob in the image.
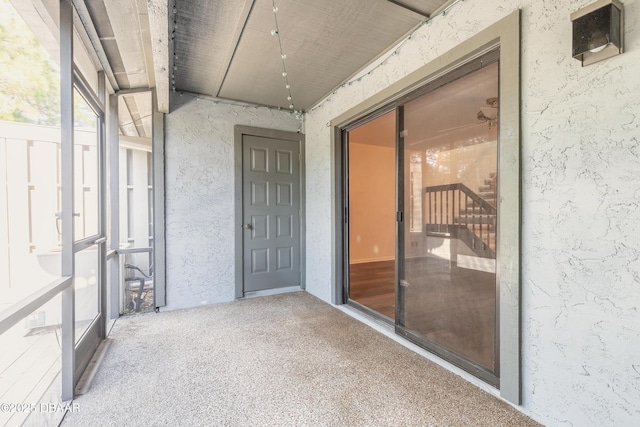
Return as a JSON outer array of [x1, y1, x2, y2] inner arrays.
[[243, 224, 253, 230]]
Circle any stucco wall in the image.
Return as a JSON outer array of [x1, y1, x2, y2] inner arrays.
[[303, 0, 640, 426], [164, 95, 300, 311]]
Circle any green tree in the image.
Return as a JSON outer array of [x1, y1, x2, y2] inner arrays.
[[0, 0, 60, 125]]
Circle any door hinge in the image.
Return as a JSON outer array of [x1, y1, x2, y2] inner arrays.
[[396, 211, 404, 222]]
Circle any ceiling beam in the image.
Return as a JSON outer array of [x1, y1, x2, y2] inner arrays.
[[148, 0, 169, 113], [115, 87, 152, 96], [71, 0, 120, 91], [10, 0, 60, 63], [136, 0, 156, 89]]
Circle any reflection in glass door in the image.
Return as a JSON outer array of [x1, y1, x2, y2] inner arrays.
[[346, 111, 397, 320], [398, 60, 500, 381]]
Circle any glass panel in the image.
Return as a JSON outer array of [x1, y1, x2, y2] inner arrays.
[[74, 245, 99, 343], [118, 92, 155, 315], [400, 62, 499, 372], [0, 294, 64, 427], [106, 255, 117, 321], [122, 251, 153, 314], [118, 94, 153, 253], [73, 90, 99, 240], [0, 0, 62, 309], [347, 111, 396, 319], [106, 95, 112, 249]]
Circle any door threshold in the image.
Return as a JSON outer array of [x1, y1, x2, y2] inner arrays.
[[346, 299, 394, 326], [241, 286, 302, 299], [335, 303, 498, 398]]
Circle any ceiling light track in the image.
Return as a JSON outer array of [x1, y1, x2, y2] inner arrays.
[[176, 90, 303, 116], [270, 0, 296, 112]]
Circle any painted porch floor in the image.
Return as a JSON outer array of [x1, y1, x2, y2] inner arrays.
[[61, 292, 539, 426]]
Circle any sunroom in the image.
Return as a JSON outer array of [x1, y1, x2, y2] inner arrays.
[[0, 0, 638, 426]]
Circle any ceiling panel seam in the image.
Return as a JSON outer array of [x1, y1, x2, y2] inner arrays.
[[215, 0, 257, 98], [386, 0, 429, 17]]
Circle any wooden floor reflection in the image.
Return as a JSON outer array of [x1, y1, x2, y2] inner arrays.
[[349, 260, 395, 319], [348, 258, 495, 371]]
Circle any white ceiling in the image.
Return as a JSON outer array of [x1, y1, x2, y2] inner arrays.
[[72, 0, 155, 137], [176, 0, 426, 110], [77, 0, 454, 118]]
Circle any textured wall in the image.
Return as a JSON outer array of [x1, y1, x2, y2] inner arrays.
[[164, 95, 300, 311], [303, 0, 640, 425]]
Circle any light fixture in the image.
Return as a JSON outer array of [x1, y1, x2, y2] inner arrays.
[[571, 0, 623, 66]]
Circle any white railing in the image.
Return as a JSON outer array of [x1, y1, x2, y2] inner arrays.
[[1, 121, 152, 311]]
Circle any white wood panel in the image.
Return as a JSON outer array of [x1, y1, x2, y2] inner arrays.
[[6, 140, 30, 290], [30, 141, 60, 254], [0, 138, 10, 295], [132, 149, 150, 271]]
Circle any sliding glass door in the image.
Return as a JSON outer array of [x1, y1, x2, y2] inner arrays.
[[397, 58, 499, 382], [345, 111, 397, 320], [343, 50, 501, 384], [72, 83, 105, 378]]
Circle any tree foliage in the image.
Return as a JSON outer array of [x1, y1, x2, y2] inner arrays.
[[0, 0, 60, 125]]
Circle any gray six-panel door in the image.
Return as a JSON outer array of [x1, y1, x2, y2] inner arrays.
[[242, 135, 300, 292]]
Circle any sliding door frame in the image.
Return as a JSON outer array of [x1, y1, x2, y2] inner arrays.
[[71, 69, 107, 384], [395, 50, 501, 387], [330, 11, 521, 403]]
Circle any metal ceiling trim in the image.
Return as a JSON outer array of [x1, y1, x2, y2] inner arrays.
[[71, 0, 120, 91], [178, 90, 296, 113], [147, 0, 169, 113], [115, 87, 153, 96], [431, 0, 458, 17]]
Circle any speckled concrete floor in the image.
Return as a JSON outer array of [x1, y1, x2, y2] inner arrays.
[[61, 292, 540, 427]]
